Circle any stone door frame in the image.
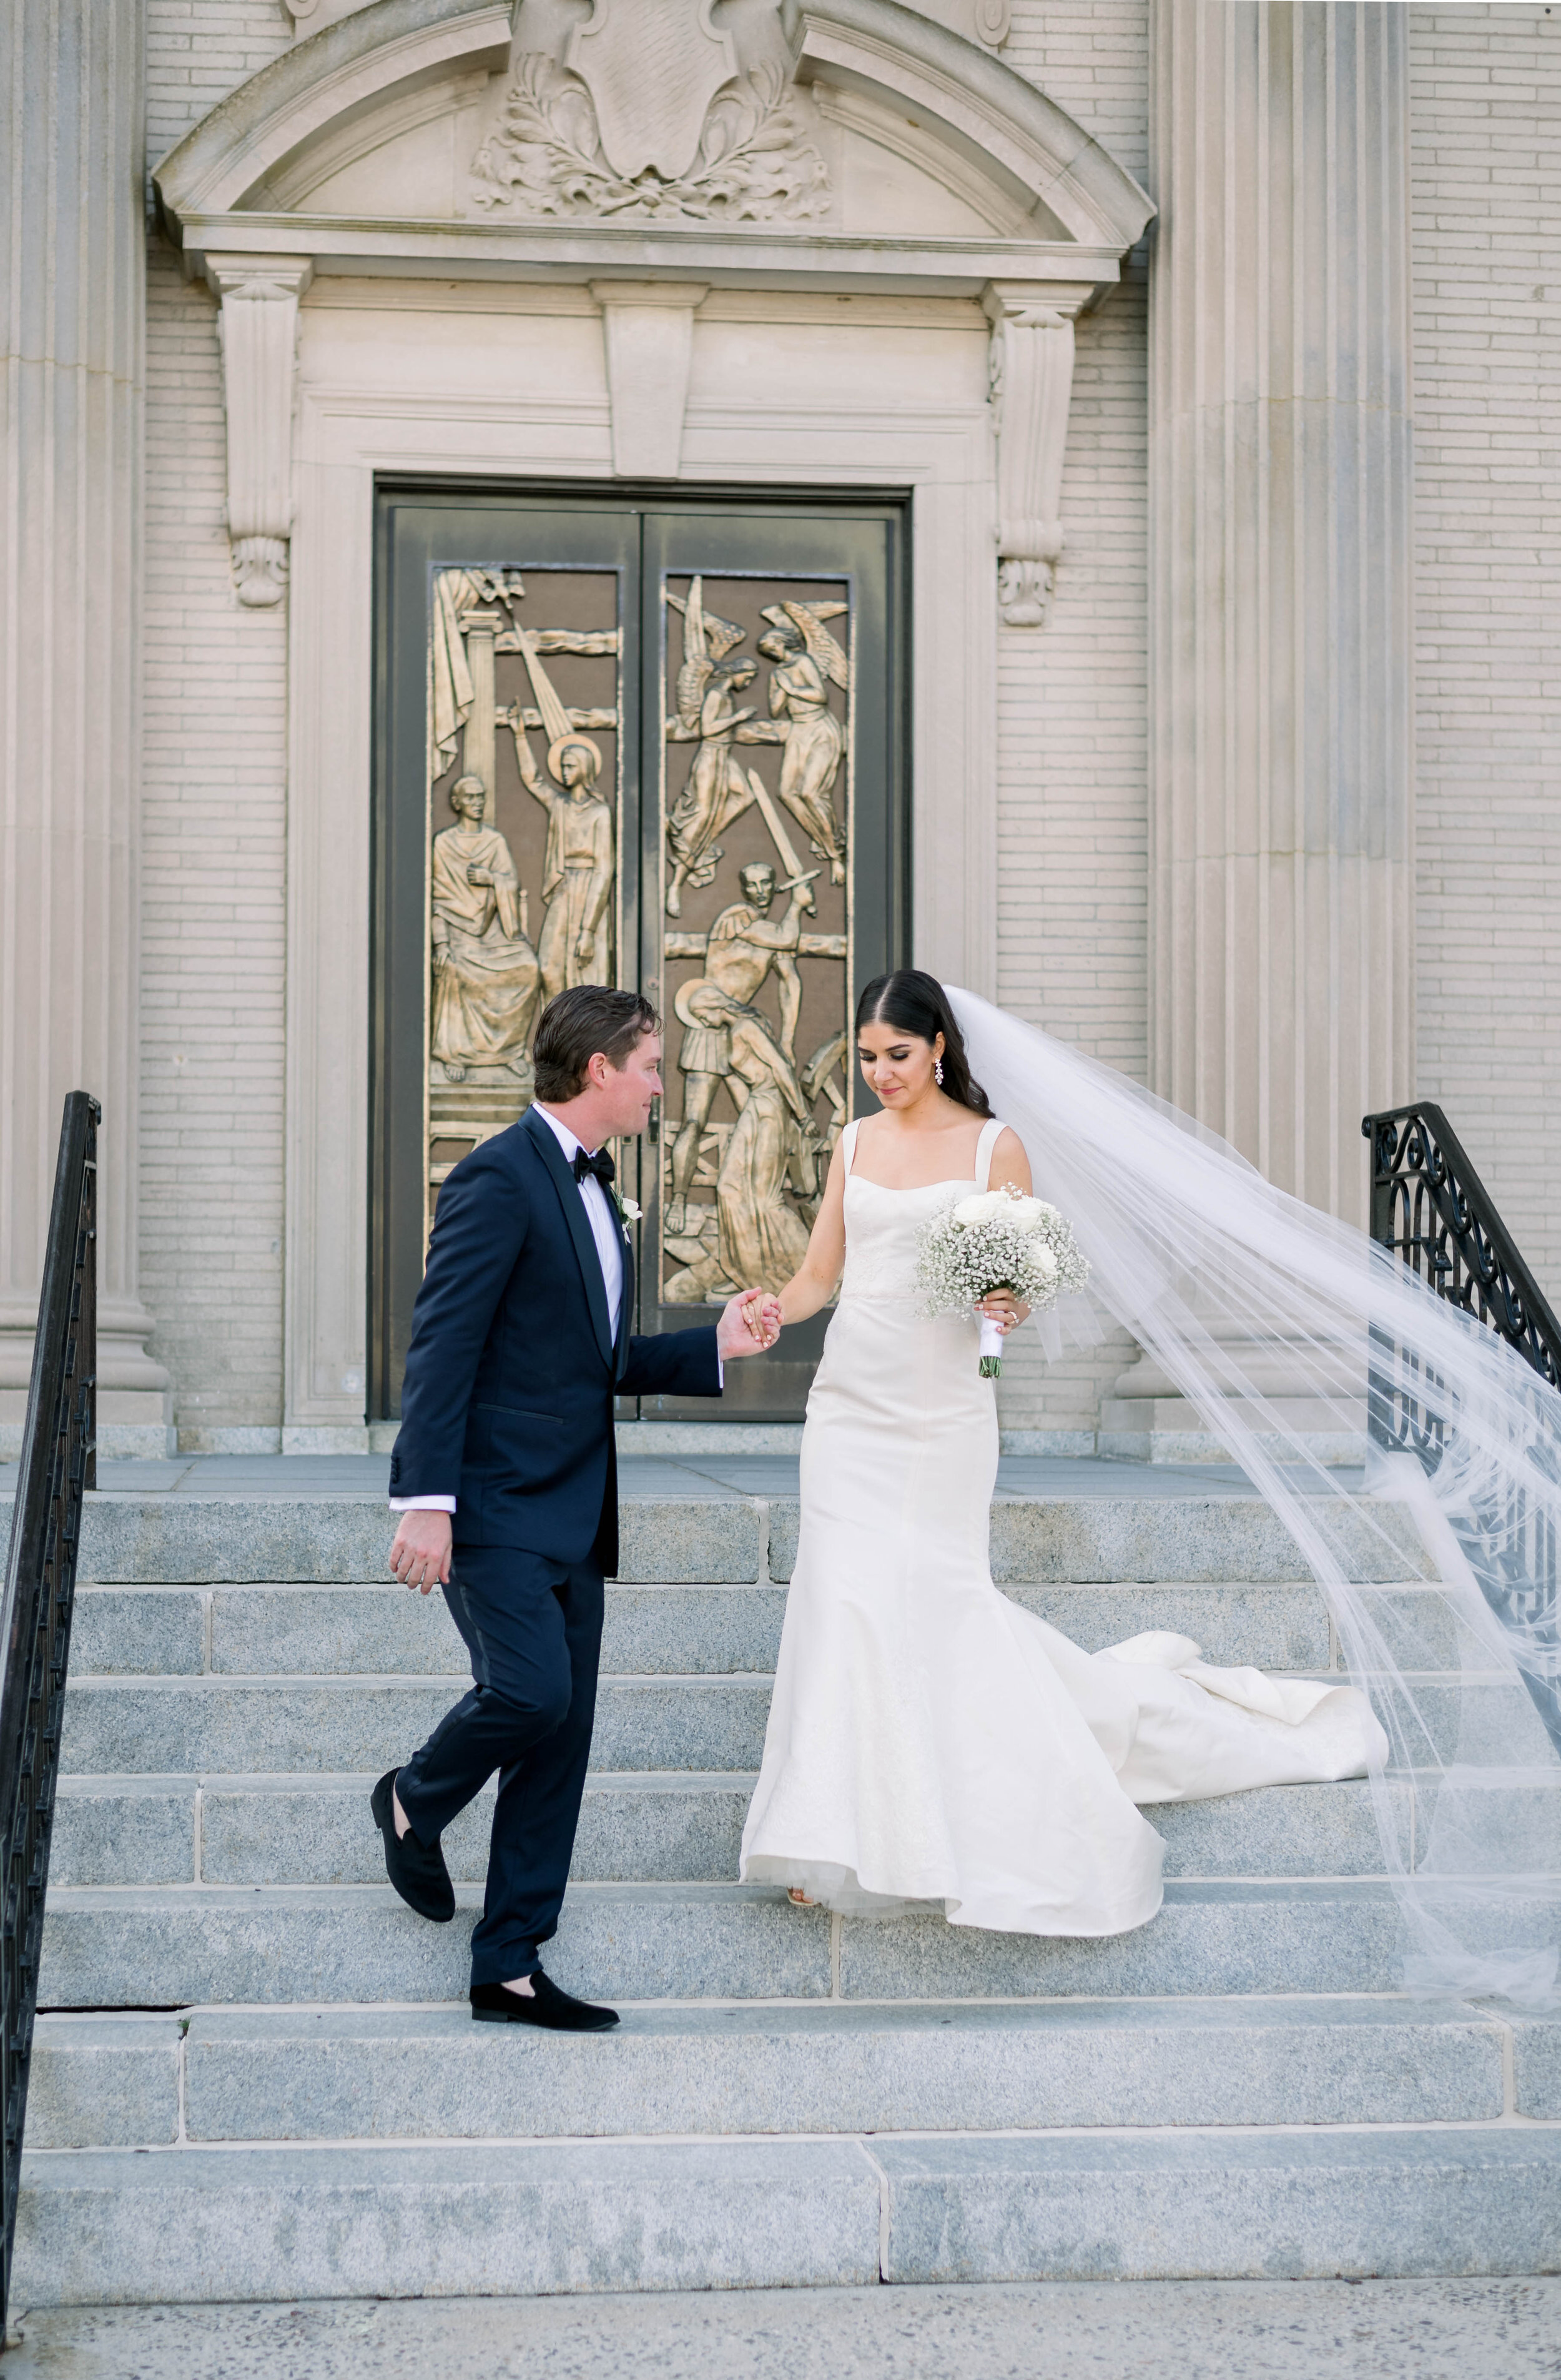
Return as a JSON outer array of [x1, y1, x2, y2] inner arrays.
[[285, 294, 995, 1434]]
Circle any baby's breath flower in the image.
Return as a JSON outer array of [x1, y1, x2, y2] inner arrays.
[[915, 1185, 1090, 1375]]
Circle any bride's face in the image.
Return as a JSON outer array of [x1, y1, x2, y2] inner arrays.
[[857, 1019, 944, 1111]]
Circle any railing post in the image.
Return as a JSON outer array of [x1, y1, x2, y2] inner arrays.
[[0, 1092, 99, 2328]]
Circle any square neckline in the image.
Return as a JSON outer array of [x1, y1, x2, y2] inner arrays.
[[844, 1114, 1004, 1195]]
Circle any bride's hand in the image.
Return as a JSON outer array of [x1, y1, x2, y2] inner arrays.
[[717, 1290, 782, 1358], [978, 1288, 1030, 1335], [744, 1292, 784, 1346]]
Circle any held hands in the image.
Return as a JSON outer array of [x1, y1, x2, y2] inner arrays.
[[716, 1289, 784, 1361], [389, 1509, 453, 1596], [977, 1288, 1030, 1337]]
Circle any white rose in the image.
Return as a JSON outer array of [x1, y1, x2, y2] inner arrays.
[[1031, 1244, 1058, 1281], [1004, 1195, 1045, 1230], [952, 1190, 1007, 1227], [620, 1196, 643, 1223]]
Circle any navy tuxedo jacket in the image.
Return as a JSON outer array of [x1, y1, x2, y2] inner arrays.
[[389, 1104, 721, 1573]]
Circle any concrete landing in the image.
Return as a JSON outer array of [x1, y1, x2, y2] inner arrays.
[[1, 1450, 1367, 1500]]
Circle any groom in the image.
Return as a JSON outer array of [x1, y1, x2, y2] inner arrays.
[[378, 985, 780, 2032]]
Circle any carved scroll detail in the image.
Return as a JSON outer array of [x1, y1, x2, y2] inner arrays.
[[982, 284, 1082, 629], [207, 255, 312, 609]]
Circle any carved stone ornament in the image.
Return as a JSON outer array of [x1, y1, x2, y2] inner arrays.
[[469, 41, 830, 225], [982, 284, 1081, 628], [566, 0, 736, 183], [207, 254, 312, 608]]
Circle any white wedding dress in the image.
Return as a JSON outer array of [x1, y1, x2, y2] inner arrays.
[[739, 1116, 1388, 1936]]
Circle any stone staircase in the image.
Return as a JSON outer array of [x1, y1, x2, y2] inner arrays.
[[12, 1453, 1561, 2304]]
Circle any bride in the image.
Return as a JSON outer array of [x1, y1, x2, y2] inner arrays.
[[738, 970, 1387, 1937]]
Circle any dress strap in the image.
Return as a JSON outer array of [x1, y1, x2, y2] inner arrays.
[[975, 1117, 1005, 1190], [841, 1116, 863, 1177]]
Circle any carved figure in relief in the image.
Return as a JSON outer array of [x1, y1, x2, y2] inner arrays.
[[664, 579, 771, 915], [667, 861, 819, 1234], [429, 776, 541, 1082], [512, 731, 615, 1001], [662, 979, 818, 1301], [756, 601, 850, 886], [714, 998, 819, 1291]]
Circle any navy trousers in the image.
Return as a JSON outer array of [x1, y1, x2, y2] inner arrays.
[[395, 1543, 604, 1988]]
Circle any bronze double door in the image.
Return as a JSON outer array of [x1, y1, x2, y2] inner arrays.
[[372, 488, 907, 1421]]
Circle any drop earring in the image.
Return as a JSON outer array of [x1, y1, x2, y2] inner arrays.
[[934, 1058, 944, 1086]]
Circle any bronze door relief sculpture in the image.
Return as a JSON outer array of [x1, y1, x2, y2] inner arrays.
[[373, 491, 902, 1421], [659, 573, 851, 1315], [425, 566, 623, 1238]]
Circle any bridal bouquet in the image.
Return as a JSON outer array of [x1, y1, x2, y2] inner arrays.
[[916, 1186, 1090, 1378]]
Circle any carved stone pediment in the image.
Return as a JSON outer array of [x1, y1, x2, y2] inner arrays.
[[154, 0, 1155, 621], [154, 0, 1152, 258]]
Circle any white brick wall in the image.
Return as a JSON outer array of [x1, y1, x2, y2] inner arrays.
[[140, 249, 287, 1439], [145, 1, 292, 166], [1409, 4, 1561, 1302], [1003, 0, 1150, 184]]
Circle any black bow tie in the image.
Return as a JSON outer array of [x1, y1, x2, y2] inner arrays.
[[573, 1145, 616, 1189]]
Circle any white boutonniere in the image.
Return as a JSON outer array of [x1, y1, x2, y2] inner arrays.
[[611, 1188, 643, 1243]]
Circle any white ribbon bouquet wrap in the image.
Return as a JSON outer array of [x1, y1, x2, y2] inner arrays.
[[915, 1185, 1091, 1376]]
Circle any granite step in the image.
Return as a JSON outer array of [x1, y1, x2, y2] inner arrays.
[[60, 1674, 777, 1777], [50, 1770, 1401, 1888], [37, 1880, 1416, 2008], [25, 1998, 1529, 2151], [66, 1666, 1499, 1781], [67, 1578, 1337, 1679], [16, 2125, 1561, 2304], [41, 1491, 1421, 1588]]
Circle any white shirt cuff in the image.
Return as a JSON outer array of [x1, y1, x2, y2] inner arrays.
[[389, 1495, 456, 1513], [717, 1360, 723, 1388]]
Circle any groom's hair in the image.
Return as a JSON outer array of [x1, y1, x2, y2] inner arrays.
[[533, 987, 660, 1101]]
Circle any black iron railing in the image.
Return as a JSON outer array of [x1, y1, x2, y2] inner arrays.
[[1364, 1100, 1561, 1753], [1364, 1102, 1561, 1452], [0, 1094, 98, 2324]]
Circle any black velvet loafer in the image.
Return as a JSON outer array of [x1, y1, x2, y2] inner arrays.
[[371, 1767, 455, 1923], [470, 1972, 619, 2031]]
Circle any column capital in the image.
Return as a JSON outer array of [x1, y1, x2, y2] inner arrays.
[[202, 252, 314, 304], [979, 277, 1095, 328]]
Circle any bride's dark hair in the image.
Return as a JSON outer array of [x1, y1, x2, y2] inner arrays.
[[855, 969, 992, 1117]]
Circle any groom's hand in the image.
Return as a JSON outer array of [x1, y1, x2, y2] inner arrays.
[[717, 1290, 782, 1360], [390, 1509, 452, 1595]]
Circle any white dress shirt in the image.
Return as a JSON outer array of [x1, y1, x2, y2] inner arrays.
[[389, 1105, 624, 1516]]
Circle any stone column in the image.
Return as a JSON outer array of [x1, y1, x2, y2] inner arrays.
[[1111, 2, 1414, 1456], [0, 0, 168, 1452], [461, 610, 503, 801], [1146, 0, 1414, 1221]]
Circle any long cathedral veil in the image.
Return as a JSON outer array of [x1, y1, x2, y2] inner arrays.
[[949, 989, 1561, 2005]]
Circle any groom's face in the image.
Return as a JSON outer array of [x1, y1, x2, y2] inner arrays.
[[598, 1030, 664, 1139]]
